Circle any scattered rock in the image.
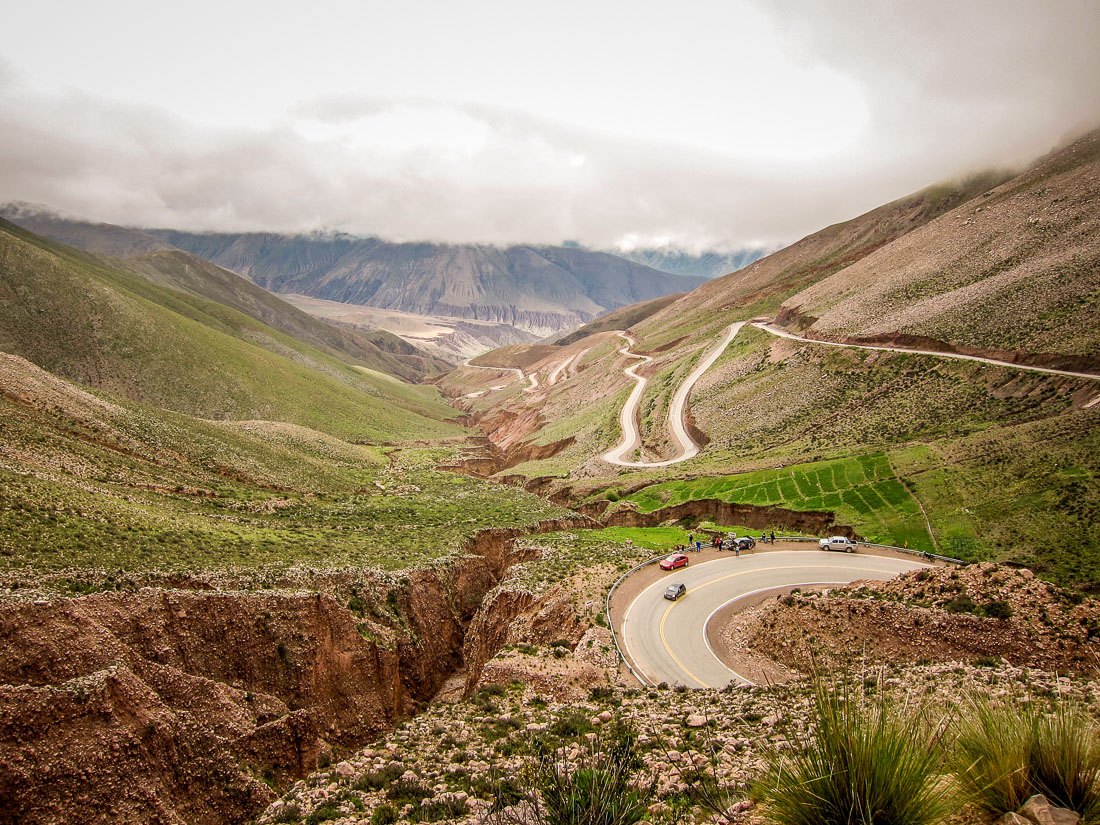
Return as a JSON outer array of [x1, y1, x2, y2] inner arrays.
[[1019, 794, 1080, 825]]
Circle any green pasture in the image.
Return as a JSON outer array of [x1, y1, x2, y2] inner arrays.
[[624, 453, 934, 552]]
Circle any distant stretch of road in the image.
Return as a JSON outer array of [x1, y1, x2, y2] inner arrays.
[[601, 323, 744, 468], [752, 322, 1100, 382], [621, 550, 931, 688], [460, 358, 526, 397], [598, 319, 1099, 467]]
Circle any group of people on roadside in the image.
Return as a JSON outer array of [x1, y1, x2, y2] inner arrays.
[[674, 530, 778, 556]]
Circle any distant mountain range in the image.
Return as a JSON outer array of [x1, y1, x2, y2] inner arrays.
[[144, 231, 707, 338], [0, 203, 708, 340], [604, 245, 781, 279]]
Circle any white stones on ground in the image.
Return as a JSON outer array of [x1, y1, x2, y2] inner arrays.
[[334, 761, 355, 779], [685, 715, 707, 728]]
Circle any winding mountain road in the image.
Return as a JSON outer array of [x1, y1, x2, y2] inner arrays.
[[621, 550, 931, 688], [752, 322, 1100, 382], [598, 319, 1099, 468], [460, 358, 526, 396], [601, 323, 743, 468]]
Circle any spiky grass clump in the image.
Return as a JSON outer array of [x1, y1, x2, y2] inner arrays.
[[762, 676, 949, 825], [953, 696, 1100, 821], [496, 728, 650, 825]]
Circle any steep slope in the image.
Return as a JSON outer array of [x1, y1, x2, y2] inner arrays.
[[637, 168, 1013, 328], [0, 207, 452, 380], [776, 129, 1100, 368], [549, 293, 686, 345], [123, 250, 452, 379], [0, 219, 462, 442], [443, 136, 1100, 586], [146, 231, 706, 336], [0, 201, 173, 257]]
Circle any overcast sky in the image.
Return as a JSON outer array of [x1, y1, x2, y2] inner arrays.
[[1, 0, 1097, 250]]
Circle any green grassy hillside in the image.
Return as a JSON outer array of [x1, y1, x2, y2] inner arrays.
[[125, 250, 452, 380], [0, 219, 462, 443], [0, 353, 568, 579]]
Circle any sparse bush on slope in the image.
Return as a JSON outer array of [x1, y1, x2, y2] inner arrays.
[[494, 728, 649, 825]]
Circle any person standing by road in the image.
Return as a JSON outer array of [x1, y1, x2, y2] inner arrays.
[[769, 531, 775, 544]]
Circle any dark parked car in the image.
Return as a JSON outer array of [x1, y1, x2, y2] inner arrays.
[[659, 553, 690, 571], [736, 537, 755, 552], [664, 583, 687, 601]]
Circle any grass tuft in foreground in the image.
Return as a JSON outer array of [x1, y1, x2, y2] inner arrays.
[[762, 673, 949, 825], [952, 694, 1100, 822], [494, 727, 650, 825]]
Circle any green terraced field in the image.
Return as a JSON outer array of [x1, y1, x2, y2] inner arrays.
[[625, 453, 934, 551]]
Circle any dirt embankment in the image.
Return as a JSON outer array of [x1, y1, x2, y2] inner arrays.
[[438, 407, 575, 476], [0, 518, 592, 825], [597, 498, 858, 537]]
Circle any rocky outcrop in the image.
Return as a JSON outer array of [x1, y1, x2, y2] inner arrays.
[[0, 667, 274, 825], [727, 564, 1099, 676]]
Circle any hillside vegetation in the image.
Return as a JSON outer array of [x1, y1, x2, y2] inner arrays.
[[0, 219, 462, 443], [0, 208, 452, 380], [449, 131, 1100, 588], [0, 353, 567, 578], [781, 130, 1100, 362]]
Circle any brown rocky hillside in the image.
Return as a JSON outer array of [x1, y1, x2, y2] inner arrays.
[[778, 128, 1100, 365]]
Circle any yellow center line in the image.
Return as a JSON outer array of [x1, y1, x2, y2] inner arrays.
[[657, 563, 905, 688]]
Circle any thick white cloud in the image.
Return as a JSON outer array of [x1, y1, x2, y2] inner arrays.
[[0, 0, 1097, 249]]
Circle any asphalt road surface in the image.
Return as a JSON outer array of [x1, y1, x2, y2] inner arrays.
[[620, 550, 932, 689]]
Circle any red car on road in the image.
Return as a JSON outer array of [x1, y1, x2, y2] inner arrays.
[[659, 553, 689, 571]]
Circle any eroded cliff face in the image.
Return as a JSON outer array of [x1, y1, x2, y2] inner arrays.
[[599, 498, 858, 537], [0, 518, 589, 825]]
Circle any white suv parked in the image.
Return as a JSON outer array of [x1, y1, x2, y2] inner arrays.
[[820, 536, 857, 553]]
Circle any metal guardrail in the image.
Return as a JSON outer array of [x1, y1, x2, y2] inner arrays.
[[771, 535, 966, 566], [603, 537, 966, 686], [605, 552, 668, 687]]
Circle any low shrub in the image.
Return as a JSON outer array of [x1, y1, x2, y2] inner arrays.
[[410, 798, 469, 823], [499, 729, 649, 825]]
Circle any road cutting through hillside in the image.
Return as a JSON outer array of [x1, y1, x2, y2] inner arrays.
[[547, 348, 589, 385], [598, 318, 1098, 469], [460, 358, 526, 393], [621, 550, 931, 688], [752, 322, 1100, 381], [601, 323, 743, 468]]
